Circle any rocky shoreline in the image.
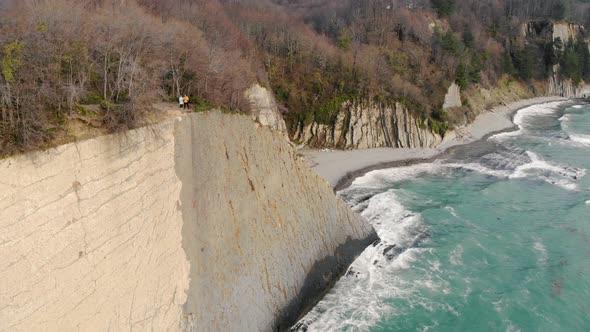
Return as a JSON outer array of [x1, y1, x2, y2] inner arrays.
[[302, 96, 571, 191]]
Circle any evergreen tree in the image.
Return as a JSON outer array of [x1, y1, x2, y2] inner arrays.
[[431, 0, 456, 18], [463, 29, 475, 49], [501, 49, 517, 76], [455, 63, 469, 89]]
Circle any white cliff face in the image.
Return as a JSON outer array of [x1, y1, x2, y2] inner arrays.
[[548, 75, 590, 98], [0, 122, 190, 331], [521, 20, 584, 42], [0, 112, 375, 331], [245, 83, 287, 132], [553, 23, 584, 42], [443, 83, 462, 109], [295, 101, 442, 149]]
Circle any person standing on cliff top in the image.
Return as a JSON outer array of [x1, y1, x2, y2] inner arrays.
[[183, 95, 190, 110], [179, 95, 184, 109]]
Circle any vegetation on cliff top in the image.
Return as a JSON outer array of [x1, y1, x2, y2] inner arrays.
[[2, 0, 590, 155]]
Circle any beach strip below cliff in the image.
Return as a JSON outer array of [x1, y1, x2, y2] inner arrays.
[[302, 96, 570, 190]]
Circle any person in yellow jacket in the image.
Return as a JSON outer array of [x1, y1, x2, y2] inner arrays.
[[183, 95, 190, 110]]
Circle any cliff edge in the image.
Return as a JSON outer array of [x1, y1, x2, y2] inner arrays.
[[0, 112, 376, 331]]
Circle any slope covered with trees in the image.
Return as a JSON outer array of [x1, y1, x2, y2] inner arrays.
[[1, 0, 590, 154]]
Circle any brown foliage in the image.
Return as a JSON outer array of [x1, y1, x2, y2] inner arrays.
[[0, 0, 258, 154]]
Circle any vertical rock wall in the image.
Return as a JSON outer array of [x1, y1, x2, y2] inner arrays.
[[295, 101, 442, 149], [0, 112, 376, 331], [0, 121, 190, 331], [443, 83, 463, 109], [245, 84, 287, 133], [548, 75, 590, 98], [176, 113, 376, 331]]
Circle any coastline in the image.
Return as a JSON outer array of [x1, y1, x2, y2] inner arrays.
[[302, 96, 571, 191]]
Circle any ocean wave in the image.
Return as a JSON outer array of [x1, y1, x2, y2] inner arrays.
[[510, 151, 585, 191], [492, 102, 565, 142], [348, 149, 584, 194], [350, 163, 446, 188], [570, 134, 590, 145], [513, 102, 564, 127], [445, 162, 512, 178], [350, 161, 510, 190], [293, 189, 437, 331], [556, 107, 590, 146]]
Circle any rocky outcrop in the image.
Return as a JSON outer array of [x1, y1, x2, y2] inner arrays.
[[522, 20, 585, 42], [443, 83, 462, 109], [245, 83, 287, 132], [0, 112, 375, 331], [553, 22, 585, 42], [548, 74, 590, 97], [295, 101, 442, 149]]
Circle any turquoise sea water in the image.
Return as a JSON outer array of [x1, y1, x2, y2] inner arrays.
[[294, 101, 590, 331]]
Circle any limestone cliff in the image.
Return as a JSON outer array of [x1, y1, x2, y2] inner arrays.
[[245, 84, 288, 133], [294, 101, 442, 149], [548, 74, 590, 98], [0, 112, 376, 331], [553, 22, 585, 42], [521, 20, 584, 41], [443, 83, 463, 110]]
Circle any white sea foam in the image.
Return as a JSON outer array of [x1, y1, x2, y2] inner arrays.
[[352, 150, 583, 193], [570, 133, 590, 145], [560, 112, 590, 146], [492, 102, 564, 142], [351, 161, 510, 191], [351, 163, 445, 188], [294, 189, 441, 331], [572, 105, 584, 109], [445, 206, 459, 218], [513, 102, 564, 127], [505, 319, 523, 332], [533, 240, 548, 267], [445, 162, 511, 178], [510, 151, 585, 191], [449, 245, 464, 266]]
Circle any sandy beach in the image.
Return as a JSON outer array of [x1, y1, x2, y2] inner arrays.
[[302, 96, 570, 189]]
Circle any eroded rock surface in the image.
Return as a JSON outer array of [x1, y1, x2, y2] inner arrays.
[[295, 101, 442, 149], [443, 83, 463, 109], [548, 75, 590, 98], [245, 83, 287, 133], [0, 112, 375, 331]]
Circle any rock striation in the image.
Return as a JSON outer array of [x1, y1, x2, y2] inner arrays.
[[552, 22, 585, 42], [548, 74, 590, 98], [0, 112, 376, 331], [294, 101, 442, 149], [521, 20, 585, 41]]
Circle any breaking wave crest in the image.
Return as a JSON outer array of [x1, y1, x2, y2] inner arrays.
[[492, 102, 564, 141], [292, 189, 435, 331], [510, 151, 585, 191], [560, 108, 590, 146]]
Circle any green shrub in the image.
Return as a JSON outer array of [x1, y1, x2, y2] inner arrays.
[[81, 93, 103, 105], [429, 109, 450, 136]]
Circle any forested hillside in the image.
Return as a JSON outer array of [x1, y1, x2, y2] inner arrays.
[[1, 0, 590, 154]]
